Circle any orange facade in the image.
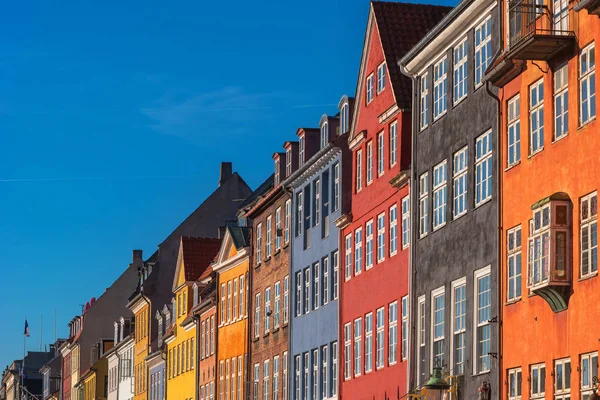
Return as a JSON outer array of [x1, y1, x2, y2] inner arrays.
[[498, 5, 599, 400]]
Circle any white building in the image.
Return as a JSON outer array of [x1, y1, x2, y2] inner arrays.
[[107, 317, 135, 400]]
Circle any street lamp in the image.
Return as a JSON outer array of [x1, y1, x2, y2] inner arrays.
[[423, 366, 450, 400]]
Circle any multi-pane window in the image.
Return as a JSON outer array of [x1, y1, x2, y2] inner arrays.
[[475, 268, 491, 373], [274, 282, 281, 328], [508, 368, 522, 400], [283, 352, 288, 400], [321, 346, 328, 399], [377, 131, 385, 176], [528, 204, 551, 287], [366, 220, 374, 269], [312, 350, 318, 400], [453, 39, 468, 104], [332, 343, 338, 396], [333, 163, 340, 212], [377, 62, 387, 93], [303, 353, 309, 400], [294, 356, 300, 400], [554, 63, 569, 140], [453, 147, 468, 218], [390, 121, 397, 167], [273, 356, 280, 400], [286, 148, 292, 178], [314, 179, 320, 227], [320, 121, 328, 150], [432, 289, 445, 369], [304, 268, 310, 314], [254, 293, 261, 338], [356, 150, 363, 192], [507, 226, 523, 301], [274, 159, 280, 186], [377, 213, 385, 262], [530, 79, 545, 154], [237, 356, 242, 400], [580, 43, 596, 125], [433, 57, 448, 119], [233, 279, 238, 320], [340, 102, 349, 134], [366, 74, 374, 104], [366, 141, 373, 185], [365, 313, 373, 373], [507, 95, 521, 166], [420, 73, 430, 130], [345, 234, 352, 281], [266, 216, 272, 257], [344, 324, 352, 380], [333, 251, 339, 299], [275, 208, 282, 251], [285, 200, 291, 244], [530, 363, 546, 399], [433, 161, 447, 229], [263, 360, 269, 400], [581, 192, 598, 278], [313, 263, 320, 310], [389, 204, 398, 255], [296, 192, 303, 237], [419, 173, 429, 238], [227, 282, 232, 322], [581, 352, 598, 400], [452, 280, 466, 374], [475, 130, 492, 206], [555, 358, 571, 400], [376, 308, 385, 369], [284, 276, 289, 324], [354, 318, 362, 377], [475, 16, 492, 87], [355, 228, 363, 275], [322, 256, 329, 306], [256, 224, 263, 264], [418, 297, 426, 380], [299, 135, 305, 167], [401, 199, 409, 249], [554, 0, 569, 30], [401, 298, 407, 361]]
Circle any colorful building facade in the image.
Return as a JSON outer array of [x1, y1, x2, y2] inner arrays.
[[195, 268, 218, 400]]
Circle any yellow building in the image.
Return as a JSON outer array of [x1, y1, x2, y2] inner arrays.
[[165, 237, 221, 400], [78, 340, 112, 400], [212, 226, 251, 400]]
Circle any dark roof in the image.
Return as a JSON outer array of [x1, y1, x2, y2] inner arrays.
[[372, 1, 452, 109], [239, 174, 274, 210], [227, 226, 251, 249], [180, 237, 221, 282]]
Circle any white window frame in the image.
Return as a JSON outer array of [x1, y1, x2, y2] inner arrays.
[[508, 367, 522, 400], [530, 363, 546, 399], [345, 234, 352, 281], [321, 345, 328, 399], [233, 278, 238, 320], [282, 352, 288, 400], [286, 148, 292, 178], [507, 94, 521, 167], [366, 74, 374, 104], [554, 358, 571, 400], [254, 293, 261, 339], [322, 256, 329, 306], [453, 38, 468, 105], [580, 192, 598, 278], [475, 130, 493, 206], [450, 277, 466, 375], [303, 353, 309, 400], [453, 147, 468, 219], [364, 313, 373, 373], [377, 213, 385, 262], [366, 141, 373, 185], [365, 220, 374, 269], [356, 150, 363, 192], [283, 275, 289, 324], [274, 282, 281, 329], [401, 199, 409, 250], [333, 163, 340, 212], [256, 224, 262, 265], [333, 251, 339, 300], [475, 16, 492, 87], [344, 323, 352, 380], [473, 266, 492, 375], [312, 350, 318, 400], [433, 160, 447, 230], [390, 204, 399, 255], [581, 352, 598, 399], [420, 72, 430, 130], [304, 268, 310, 314], [528, 204, 551, 288], [273, 356, 280, 400], [580, 42, 596, 126], [263, 360, 269, 400], [332, 342, 338, 395], [400, 298, 407, 362], [507, 225, 523, 302], [354, 318, 362, 377], [314, 179, 320, 227], [355, 228, 363, 275], [274, 159, 280, 186], [294, 356, 301, 400], [376, 307, 385, 369], [285, 199, 291, 244], [377, 131, 385, 177], [433, 56, 448, 120], [390, 121, 398, 167], [377, 62, 387, 93], [313, 262, 320, 310], [340, 102, 349, 134], [529, 79, 545, 155], [275, 207, 282, 251], [266, 216, 272, 257], [417, 296, 426, 381], [320, 121, 328, 150], [419, 172, 429, 238], [554, 63, 569, 141], [431, 286, 445, 371]]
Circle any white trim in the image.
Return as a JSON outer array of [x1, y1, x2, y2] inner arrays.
[[449, 277, 466, 374], [472, 265, 492, 375], [430, 285, 445, 373]]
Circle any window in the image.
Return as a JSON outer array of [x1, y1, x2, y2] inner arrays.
[[233, 279, 238, 320], [580, 43, 596, 125], [263, 360, 269, 400], [238, 356, 242, 400], [256, 224, 263, 264], [332, 343, 338, 396], [231, 357, 235, 400], [420, 73, 430, 129], [581, 192, 598, 278], [417, 297, 426, 381], [254, 293, 261, 339], [507, 226, 523, 301], [508, 368, 522, 400], [366, 141, 373, 185], [452, 147, 468, 218], [274, 159, 280, 186], [225, 359, 229, 400], [432, 288, 445, 369], [507, 95, 521, 166], [286, 148, 292, 178], [390, 121, 397, 167], [555, 358, 571, 400], [419, 173, 429, 238], [376, 308, 385, 369], [313, 263, 320, 310], [303, 353, 309, 400], [333, 251, 339, 300], [453, 39, 468, 104], [475, 130, 492, 206], [475, 16, 492, 87], [345, 235, 352, 280], [312, 350, 318, 400], [554, 64, 569, 141], [321, 345, 328, 399], [401, 199, 410, 250], [284, 276, 289, 324], [299, 135, 305, 167], [321, 121, 328, 149], [355, 228, 363, 275], [322, 257, 329, 306], [366, 74, 374, 104], [377, 62, 387, 93], [304, 268, 310, 314], [283, 352, 288, 400], [390, 204, 398, 255], [333, 163, 340, 212], [377, 213, 385, 262], [240, 275, 245, 318], [356, 150, 363, 192], [344, 323, 352, 380], [530, 363, 546, 399], [581, 352, 598, 399], [340, 101, 350, 134], [452, 279, 466, 374], [433, 161, 447, 229], [530, 79, 545, 154], [285, 200, 291, 244], [227, 282, 232, 322], [273, 356, 280, 400], [266, 216, 272, 257], [433, 57, 448, 119], [221, 284, 226, 324], [365, 313, 373, 373], [296, 272, 302, 317], [389, 301, 399, 365], [377, 132, 385, 176], [366, 221, 374, 269], [265, 287, 271, 333], [554, 0, 569, 30], [275, 208, 282, 251], [475, 267, 491, 373], [314, 179, 320, 227], [401, 297, 408, 362], [294, 356, 300, 400], [354, 318, 362, 377]]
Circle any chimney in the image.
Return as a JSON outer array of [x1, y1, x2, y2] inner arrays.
[[219, 162, 233, 186], [132, 250, 143, 262]]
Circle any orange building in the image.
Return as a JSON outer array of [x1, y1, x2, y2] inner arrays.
[[487, 2, 599, 400]]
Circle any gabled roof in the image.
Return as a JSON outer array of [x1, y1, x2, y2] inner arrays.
[[227, 226, 251, 250], [172, 237, 221, 291]]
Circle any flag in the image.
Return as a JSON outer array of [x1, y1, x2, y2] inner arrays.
[[24, 319, 30, 337]]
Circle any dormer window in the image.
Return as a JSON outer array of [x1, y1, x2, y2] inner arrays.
[[299, 135, 305, 167], [113, 322, 119, 345], [119, 318, 125, 342], [286, 148, 292, 178], [274, 159, 280, 186], [321, 121, 329, 149], [193, 283, 199, 307], [340, 102, 350, 134], [156, 311, 164, 347]]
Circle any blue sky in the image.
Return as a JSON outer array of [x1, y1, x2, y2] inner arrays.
[[0, 0, 452, 367]]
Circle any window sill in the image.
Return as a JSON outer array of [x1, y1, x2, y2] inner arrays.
[[418, 233, 428, 241], [579, 116, 596, 130], [255, 262, 261, 269], [504, 161, 521, 172], [264, 256, 272, 263], [505, 297, 522, 306], [453, 211, 467, 221], [453, 95, 467, 108], [263, 332, 270, 338], [281, 322, 289, 329], [472, 370, 491, 377], [366, 264, 374, 271], [432, 223, 446, 232], [433, 110, 447, 122], [377, 257, 385, 263], [283, 242, 290, 249], [579, 272, 598, 282], [272, 326, 280, 333], [528, 148, 544, 159], [474, 81, 485, 92], [274, 249, 281, 256], [252, 337, 259, 343], [552, 134, 568, 144], [389, 361, 398, 367], [392, 250, 400, 257], [419, 124, 429, 132], [474, 197, 492, 209]]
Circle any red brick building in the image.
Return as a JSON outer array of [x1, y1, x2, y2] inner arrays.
[[338, 3, 450, 399]]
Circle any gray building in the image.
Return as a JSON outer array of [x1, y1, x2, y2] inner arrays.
[[287, 97, 352, 400], [399, 0, 500, 398]]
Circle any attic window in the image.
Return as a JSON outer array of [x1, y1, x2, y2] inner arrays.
[[299, 135, 305, 167], [340, 101, 350, 134], [274, 159, 280, 186], [193, 284, 199, 307], [321, 121, 329, 150]]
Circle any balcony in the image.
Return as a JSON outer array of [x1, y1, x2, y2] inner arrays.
[[507, 0, 576, 61], [574, 0, 600, 15]]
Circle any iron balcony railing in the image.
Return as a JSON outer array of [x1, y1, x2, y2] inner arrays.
[[508, 0, 575, 49]]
